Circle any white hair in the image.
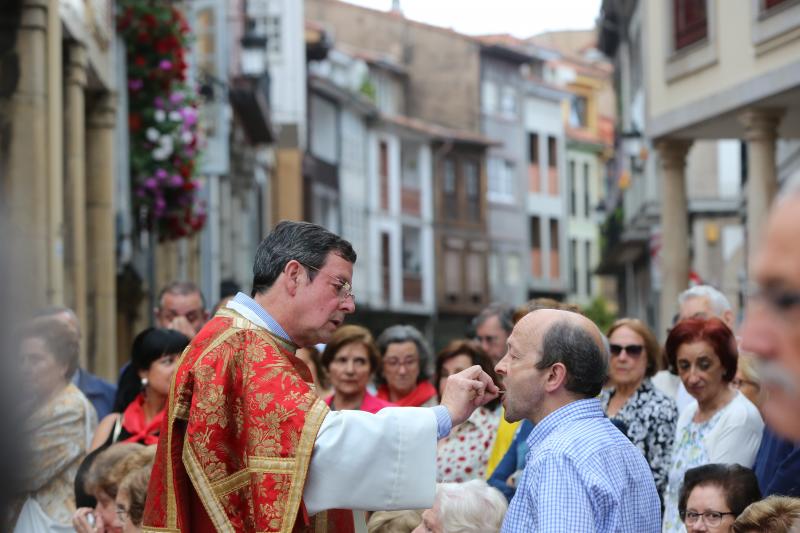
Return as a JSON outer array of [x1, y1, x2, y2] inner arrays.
[[436, 480, 507, 533], [678, 285, 731, 316]]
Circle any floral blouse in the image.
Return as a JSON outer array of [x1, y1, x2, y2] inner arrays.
[[437, 406, 500, 482], [600, 378, 678, 495], [661, 408, 725, 533]]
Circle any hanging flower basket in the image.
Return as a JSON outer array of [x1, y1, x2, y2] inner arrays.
[[118, 1, 206, 241]]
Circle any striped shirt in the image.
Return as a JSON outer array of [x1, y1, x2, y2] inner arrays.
[[501, 398, 661, 533]]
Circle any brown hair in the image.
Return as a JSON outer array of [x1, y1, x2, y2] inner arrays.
[[435, 339, 500, 411], [732, 496, 800, 533], [321, 325, 380, 372], [18, 316, 80, 380], [513, 298, 581, 324], [84, 443, 149, 498], [119, 463, 154, 526], [607, 318, 663, 377]]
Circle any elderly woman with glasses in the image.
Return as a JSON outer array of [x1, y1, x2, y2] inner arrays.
[[375, 325, 437, 407], [662, 318, 764, 533], [678, 464, 761, 533], [600, 318, 678, 496]]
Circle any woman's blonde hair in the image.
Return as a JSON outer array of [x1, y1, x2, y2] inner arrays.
[[732, 495, 800, 533], [85, 443, 154, 498], [119, 462, 154, 527]]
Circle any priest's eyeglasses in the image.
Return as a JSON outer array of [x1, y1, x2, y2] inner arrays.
[[681, 510, 736, 527], [299, 261, 355, 303]]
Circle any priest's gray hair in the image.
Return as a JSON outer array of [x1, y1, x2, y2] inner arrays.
[[436, 480, 507, 533]]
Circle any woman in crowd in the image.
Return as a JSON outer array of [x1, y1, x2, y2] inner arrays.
[[663, 317, 764, 532], [296, 345, 331, 398], [412, 480, 507, 533], [73, 443, 154, 533], [114, 462, 154, 533], [15, 317, 97, 529], [600, 318, 678, 495], [733, 352, 762, 407], [375, 325, 437, 407], [91, 328, 189, 449], [434, 340, 501, 482], [732, 495, 800, 533], [678, 464, 761, 533], [321, 325, 392, 413]]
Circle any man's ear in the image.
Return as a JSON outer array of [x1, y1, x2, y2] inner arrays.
[[283, 260, 303, 296], [544, 362, 568, 393]]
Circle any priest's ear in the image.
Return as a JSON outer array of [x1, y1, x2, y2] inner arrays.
[[283, 260, 304, 296]]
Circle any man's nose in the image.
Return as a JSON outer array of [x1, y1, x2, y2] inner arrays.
[[341, 297, 356, 314], [495, 356, 507, 376]]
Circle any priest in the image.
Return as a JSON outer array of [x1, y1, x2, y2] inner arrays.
[[142, 221, 499, 532]]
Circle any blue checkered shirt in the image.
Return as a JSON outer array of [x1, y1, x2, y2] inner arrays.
[[501, 398, 661, 533]]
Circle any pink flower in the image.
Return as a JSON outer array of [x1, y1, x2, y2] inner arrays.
[[128, 79, 143, 91], [170, 174, 183, 187], [144, 178, 158, 190], [159, 59, 173, 70]]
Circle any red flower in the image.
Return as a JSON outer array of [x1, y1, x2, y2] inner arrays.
[[143, 14, 157, 28], [129, 113, 142, 131], [134, 55, 146, 67]]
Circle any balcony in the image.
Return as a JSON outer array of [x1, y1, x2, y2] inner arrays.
[[530, 249, 543, 278], [403, 275, 422, 303], [528, 164, 541, 193], [547, 167, 559, 195], [401, 187, 421, 216]]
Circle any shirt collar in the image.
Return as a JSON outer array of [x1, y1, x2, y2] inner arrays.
[[525, 397, 604, 452], [228, 292, 294, 344]]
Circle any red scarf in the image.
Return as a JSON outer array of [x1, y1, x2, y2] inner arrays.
[[122, 393, 166, 446], [376, 380, 437, 407]]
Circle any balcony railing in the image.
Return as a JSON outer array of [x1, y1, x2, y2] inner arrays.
[[403, 275, 422, 303]]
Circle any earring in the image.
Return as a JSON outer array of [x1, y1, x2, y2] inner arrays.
[[141, 377, 149, 388]]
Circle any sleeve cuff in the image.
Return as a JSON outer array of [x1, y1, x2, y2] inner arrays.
[[432, 405, 452, 440]]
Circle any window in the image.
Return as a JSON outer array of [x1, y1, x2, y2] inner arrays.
[[381, 232, 391, 301], [529, 133, 539, 164], [569, 94, 588, 128], [765, 0, 791, 8], [464, 159, 481, 220], [673, 0, 707, 50], [443, 158, 457, 218], [583, 163, 591, 219], [444, 248, 461, 303], [570, 239, 578, 293], [506, 253, 521, 285], [401, 144, 420, 189], [585, 241, 593, 296], [402, 227, 422, 303], [488, 158, 514, 203], [489, 252, 500, 286], [443, 158, 457, 194], [549, 219, 560, 280], [250, 0, 282, 58], [379, 141, 389, 211], [531, 216, 542, 278], [500, 85, 517, 118], [547, 137, 557, 168], [481, 80, 498, 114], [466, 252, 484, 304], [569, 160, 576, 216]]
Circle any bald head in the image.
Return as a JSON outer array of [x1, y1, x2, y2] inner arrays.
[[518, 309, 608, 398]]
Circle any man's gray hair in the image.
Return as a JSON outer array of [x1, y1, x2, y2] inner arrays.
[[678, 285, 731, 315], [436, 480, 507, 533], [251, 221, 357, 295], [472, 303, 514, 334], [158, 281, 206, 309], [375, 324, 432, 385], [537, 320, 608, 398]]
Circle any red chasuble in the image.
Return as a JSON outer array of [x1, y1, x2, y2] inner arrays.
[[142, 308, 354, 533]]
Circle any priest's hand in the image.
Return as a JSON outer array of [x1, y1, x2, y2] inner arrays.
[[440, 365, 500, 427]]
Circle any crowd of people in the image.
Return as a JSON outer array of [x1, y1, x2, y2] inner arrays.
[[8, 190, 800, 532]]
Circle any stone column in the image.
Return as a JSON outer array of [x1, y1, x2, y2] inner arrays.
[[7, 0, 49, 314], [739, 108, 784, 255], [46, 0, 64, 304], [656, 139, 692, 334], [86, 93, 117, 380], [65, 43, 88, 366]]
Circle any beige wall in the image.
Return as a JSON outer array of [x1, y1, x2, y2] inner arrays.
[[646, 1, 800, 123], [306, 0, 481, 132]]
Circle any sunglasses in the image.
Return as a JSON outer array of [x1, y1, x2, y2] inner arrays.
[[609, 344, 644, 358]]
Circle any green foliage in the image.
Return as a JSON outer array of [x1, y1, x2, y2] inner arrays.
[[360, 77, 377, 102], [582, 296, 617, 334]]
